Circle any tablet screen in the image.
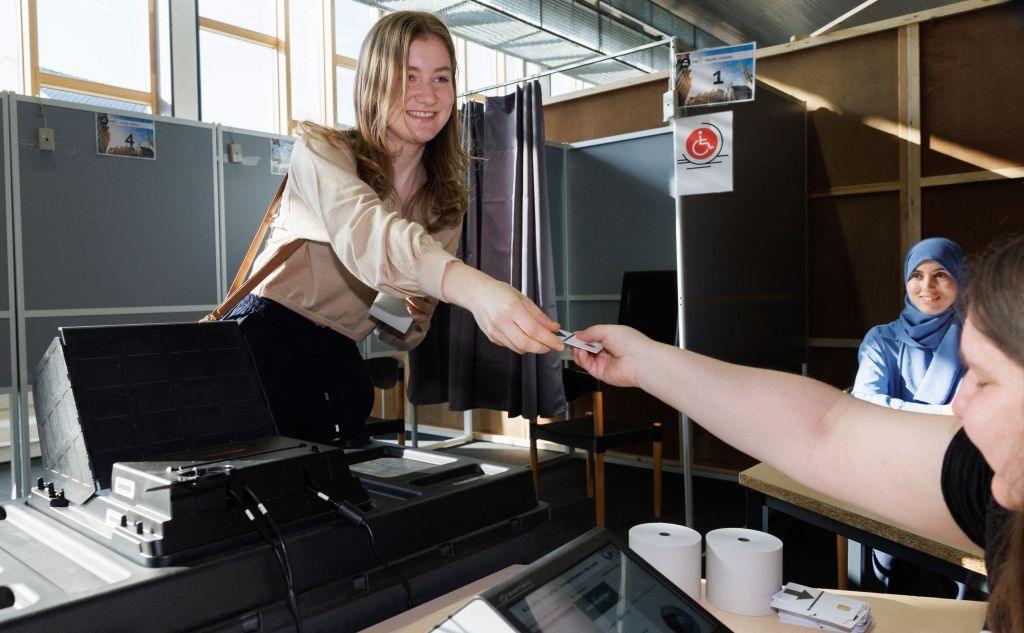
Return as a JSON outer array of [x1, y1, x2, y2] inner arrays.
[[504, 542, 719, 633]]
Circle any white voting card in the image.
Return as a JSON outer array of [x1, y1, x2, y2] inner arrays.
[[771, 583, 871, 632], [369, 293, 413, 335], [778, 612, 873, 633], [556, 330, 604, 354]]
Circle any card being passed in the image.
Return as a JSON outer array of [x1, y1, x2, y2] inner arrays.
[[556, 329, 604, 354]]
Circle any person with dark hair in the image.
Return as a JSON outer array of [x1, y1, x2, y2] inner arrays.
[[225, 12, 562, 445], [571, 235, 1024, 631]]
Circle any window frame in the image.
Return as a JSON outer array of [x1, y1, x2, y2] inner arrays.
[[328, 0, 380, 129], [198, 0, 291, 133], [25, 0, 160, 113]]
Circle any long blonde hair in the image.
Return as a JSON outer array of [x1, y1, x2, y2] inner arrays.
[[299, 12, 468, 232]]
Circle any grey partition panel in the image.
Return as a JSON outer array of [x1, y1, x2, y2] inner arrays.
[[680, 89, 806, 368], [567, 300, 618, 332], [221, 130, 287, 283], [566, 134, 676, 296], [0, 96, 9, 311], [25, 312, 208, 384], [0, 319, 10, 387], [545, 144, 565, 297], [16, 100, 217, 310]]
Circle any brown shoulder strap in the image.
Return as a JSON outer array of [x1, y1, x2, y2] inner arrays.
[[203, 238, 303, 321], [229, 175, 289, 295], [202, 175, 300, 322]]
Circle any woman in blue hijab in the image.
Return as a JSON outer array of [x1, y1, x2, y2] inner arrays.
[[853, 237, 968, 597], [852, 237, 967, 414]]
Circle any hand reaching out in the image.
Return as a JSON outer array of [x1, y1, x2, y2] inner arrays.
[[570, 325, 654, 388], [441, 262, 564, 355]]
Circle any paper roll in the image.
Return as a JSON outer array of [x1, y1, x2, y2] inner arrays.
[[628, 522, 702, 600], [705, 527, 783, 616]]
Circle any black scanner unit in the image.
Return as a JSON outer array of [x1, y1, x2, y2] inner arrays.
[[29, 321, 368, 566]]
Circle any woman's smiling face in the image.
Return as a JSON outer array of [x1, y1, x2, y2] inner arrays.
[[386, 35, 454, 147], [906, 259, 958, 315]]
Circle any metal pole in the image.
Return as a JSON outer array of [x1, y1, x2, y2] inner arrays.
[[668, 39, 695, 528]]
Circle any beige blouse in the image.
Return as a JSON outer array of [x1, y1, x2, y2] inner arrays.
[[252, 134, 461, 350]]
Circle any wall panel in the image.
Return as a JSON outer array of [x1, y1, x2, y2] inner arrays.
[[920, 6, 1024, 177], [808, 192, 902, 340], [759, 31, 900, 191], [15, 100, 218, 311], [220, 128, 288, 289], [922, 180, 1024, 254]]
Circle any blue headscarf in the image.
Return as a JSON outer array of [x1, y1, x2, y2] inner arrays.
[[894, 238, 966, 404]]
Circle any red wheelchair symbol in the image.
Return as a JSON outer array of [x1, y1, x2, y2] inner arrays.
[[683, 125, 722, 164]]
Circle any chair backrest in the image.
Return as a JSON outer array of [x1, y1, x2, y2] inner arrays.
[[617, 270, 677, 345], [563, 366, 600, 402], [364, 356, 402, 390]]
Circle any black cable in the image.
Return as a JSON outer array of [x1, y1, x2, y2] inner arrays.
[[307, 487, 414, 609], [230, 486, 304, 633]]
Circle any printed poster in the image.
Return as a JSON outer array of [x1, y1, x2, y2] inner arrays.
[[96, 113, 156, 160], [675, 42, 755, 108], [271, 138, 294, 175], [674, 110, 733, 196]]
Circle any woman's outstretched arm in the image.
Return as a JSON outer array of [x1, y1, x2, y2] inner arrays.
[[573, 325, 977, 553]]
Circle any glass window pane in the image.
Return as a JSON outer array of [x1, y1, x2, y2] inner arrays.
[[465, 41, 497, 96], [200, 30, 277, 133], [199, 0, 277, 36], [550, 72, 577, 97], [334, 0, 377, 60], [336, 65, 356, 127], [289, 0, 325, 124], [39, 86, 151, 114], [505, 55, 523, 82], [0, 0, 21, 92], [37, 0, 151, 92]]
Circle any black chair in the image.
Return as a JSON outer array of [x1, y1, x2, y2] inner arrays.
[[363, 356, 406, 445], [528, 366, 663, 527]]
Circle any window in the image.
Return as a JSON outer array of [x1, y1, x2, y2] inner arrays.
[[200, 30, 279, 132], [334, 0, 377, 60], [26, 0, 158, 112], [465, 41, 498, 96], [199, 0, 286, 133], [550, 72, 592, 97], [288, 0, 326, 126], [335, 65, 356, 127], [331, 0, 378, 128], [0, 0, 22, 92]]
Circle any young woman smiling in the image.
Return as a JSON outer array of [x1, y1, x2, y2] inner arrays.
[[225, 12, 563, 445]]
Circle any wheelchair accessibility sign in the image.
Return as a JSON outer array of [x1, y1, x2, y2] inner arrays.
[[674, 110, 733, 195]]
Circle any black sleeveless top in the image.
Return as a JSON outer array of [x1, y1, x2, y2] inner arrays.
[[940, 428, 1013, 584]]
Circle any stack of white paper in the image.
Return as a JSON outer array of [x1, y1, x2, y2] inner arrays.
[[771, 582, 873, 632]]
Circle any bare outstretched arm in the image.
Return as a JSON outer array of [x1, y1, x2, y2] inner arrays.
[[572, 325, 977, 553]]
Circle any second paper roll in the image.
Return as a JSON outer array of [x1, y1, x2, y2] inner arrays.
[[628, 522, 702, 599], [706, 527, 783, 616]]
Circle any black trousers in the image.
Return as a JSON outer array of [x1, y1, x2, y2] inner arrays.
[[226, 294, 373, 444]]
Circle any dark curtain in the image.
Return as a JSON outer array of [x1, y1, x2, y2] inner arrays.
[[409, 81, 565, 419]]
